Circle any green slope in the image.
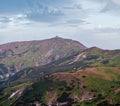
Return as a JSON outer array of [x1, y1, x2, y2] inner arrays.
[[2, 47, 119, 86], [2, 67, 119, 106], [0, 42, 120, 106]]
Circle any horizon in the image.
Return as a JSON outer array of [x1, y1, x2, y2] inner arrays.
[[0, 0, 120, 49], [0, 36, 119, 50]]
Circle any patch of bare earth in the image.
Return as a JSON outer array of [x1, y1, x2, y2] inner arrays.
[[115, 88, 120, 93], [46, 90, 57, 106], [53, 73, 76, 84], [115, 68, 120, 74], [80, 92, 94, 102]]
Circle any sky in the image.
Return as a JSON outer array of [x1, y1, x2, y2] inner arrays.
[[0, 0, 120, 49]]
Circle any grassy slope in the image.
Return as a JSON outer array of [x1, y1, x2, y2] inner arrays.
[[7, 48, 120, 82], [0, 82, 32, 106], [0, 48, 120, 106], [4, 67, 119, 106]]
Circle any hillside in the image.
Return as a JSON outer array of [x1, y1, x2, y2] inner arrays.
[[13, 67, 120, 106], [0, 37, 120, 106], [5, 46, 120, 84], [0, 66, 120, 106], [0, 37, 86, 80]]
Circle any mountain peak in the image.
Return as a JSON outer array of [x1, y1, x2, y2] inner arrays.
[[55, 36, 61, 38], [0, 37, 87, 80], [52, 36, 65, 40]]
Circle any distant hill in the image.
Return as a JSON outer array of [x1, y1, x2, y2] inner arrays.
[[0, 37, 87, 80]]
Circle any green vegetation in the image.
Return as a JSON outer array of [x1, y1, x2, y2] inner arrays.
[[0, 38, 120, 106], [0, 82, 32, 106], [4, 66, 118, 106], [0, 37, 85, 80]]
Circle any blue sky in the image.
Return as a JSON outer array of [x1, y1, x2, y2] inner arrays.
[[0, 0, 120, 49]]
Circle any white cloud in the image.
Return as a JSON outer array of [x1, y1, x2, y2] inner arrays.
[[0, 0, 120, 49], [112, 0, 120, 5]]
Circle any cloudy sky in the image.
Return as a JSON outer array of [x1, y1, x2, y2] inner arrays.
[[0, 0, 120, 49]]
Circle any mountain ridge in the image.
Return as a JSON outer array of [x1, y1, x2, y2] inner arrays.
[[0, 37, 120, 106], [0, 37, 87, 80], [0, 36, 87, 52]]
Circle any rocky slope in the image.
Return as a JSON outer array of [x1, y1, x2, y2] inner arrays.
[[0, 37, 87, 80]]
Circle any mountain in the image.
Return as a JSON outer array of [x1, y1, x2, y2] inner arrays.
[[0, 36, 86, 80], [0, 37, 120, 106], [12, 67, 120, 106], [6, 46, 120, 84]]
